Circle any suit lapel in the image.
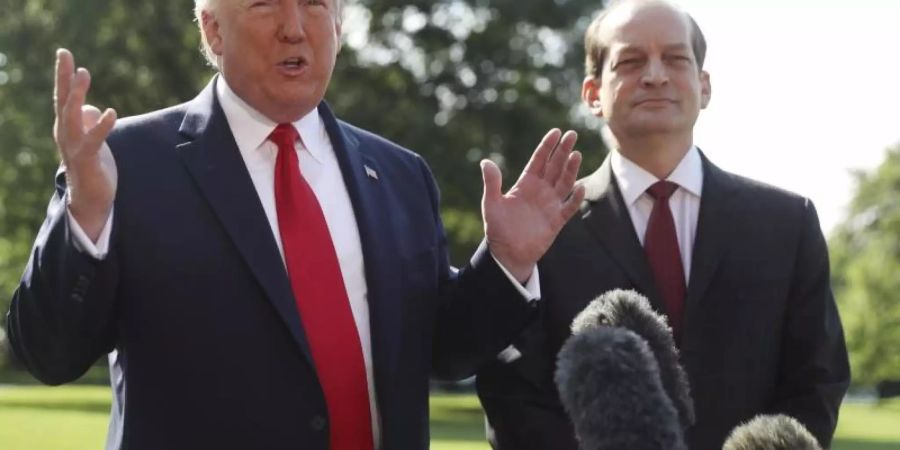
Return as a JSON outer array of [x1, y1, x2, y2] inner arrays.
[[684, 152, 739, 318], [317, 104, 404, 402], [175, 77, 313, 364], [579, 158, 667, 313]]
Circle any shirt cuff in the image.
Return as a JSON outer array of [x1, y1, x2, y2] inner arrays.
[[66, 204, 113, 260], [496, 345, 523, 363], [490, 254, 541, 302]]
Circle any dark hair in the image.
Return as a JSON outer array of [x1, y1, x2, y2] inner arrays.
[[584, 0, 707, 78]]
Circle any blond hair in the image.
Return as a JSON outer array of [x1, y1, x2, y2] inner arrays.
[[193, 0, 343, 69]]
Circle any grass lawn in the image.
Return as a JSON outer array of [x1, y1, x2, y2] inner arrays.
[[1, 385, 898, 450]]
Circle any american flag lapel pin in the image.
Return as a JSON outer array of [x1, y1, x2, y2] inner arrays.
[[364, 165, 379, 180]]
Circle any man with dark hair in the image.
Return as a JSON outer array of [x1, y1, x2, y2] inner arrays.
[[584, 0, 708, 78], [6, 1, 586, 449], [476, 1, 850, 449]]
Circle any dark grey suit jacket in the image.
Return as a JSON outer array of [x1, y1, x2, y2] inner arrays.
[[477, 152, 850, 450]]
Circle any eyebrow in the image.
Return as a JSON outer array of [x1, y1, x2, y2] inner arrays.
[[662, 44, 691, 53], [614, 43, 691, 54]]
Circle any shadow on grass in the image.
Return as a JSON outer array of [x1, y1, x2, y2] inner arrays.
[[440, 403, 485, 415], [0, 399, 111, 414], [832, 439, 900, 450]]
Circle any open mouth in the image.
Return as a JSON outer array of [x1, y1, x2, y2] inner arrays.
[[278, 57, 308, 72]]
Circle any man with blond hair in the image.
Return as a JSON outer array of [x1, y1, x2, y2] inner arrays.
[[6, 1, 585, 449]]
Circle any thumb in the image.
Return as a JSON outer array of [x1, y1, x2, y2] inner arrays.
[[481, 159, 503, 206]]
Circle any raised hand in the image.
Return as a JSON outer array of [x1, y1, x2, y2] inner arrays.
[[53, 49, 118, 241], [481, 129, 586, 282]]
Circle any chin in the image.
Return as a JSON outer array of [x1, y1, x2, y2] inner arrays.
[[272, 92, 322, 116], [621, 123, 683, 138]]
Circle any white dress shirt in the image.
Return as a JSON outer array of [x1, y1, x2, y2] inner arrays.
[[610, 146, 704, 282], [67, 77, 540, 446]]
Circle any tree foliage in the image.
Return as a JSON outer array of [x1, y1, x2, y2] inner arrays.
[[829, 146, 900, 386], [0, 0, 608, 344]]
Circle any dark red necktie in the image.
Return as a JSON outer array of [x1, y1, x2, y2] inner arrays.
[[644, 181, 686, 340], [271, 124, 374, 450]]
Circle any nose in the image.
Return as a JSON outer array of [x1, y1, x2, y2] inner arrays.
[[641, 57, 669, 88], [276, 2, 307, 43]]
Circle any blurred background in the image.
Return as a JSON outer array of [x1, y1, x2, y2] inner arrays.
[[0, 0, 898, 449]]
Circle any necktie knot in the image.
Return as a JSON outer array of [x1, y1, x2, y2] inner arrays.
[[647, 180, 679, 201], [269, 123, 299, 150]]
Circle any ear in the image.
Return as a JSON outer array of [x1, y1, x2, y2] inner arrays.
[[582, 76, 603, 117], [201, 10, 223, 56], [699, 70, 711, 109], [335, 16, 343, 53]]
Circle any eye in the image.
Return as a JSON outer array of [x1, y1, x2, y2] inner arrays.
[[613, 58, 641, 70], [250, 0, 274, 8], [666, 54, 692, 64]]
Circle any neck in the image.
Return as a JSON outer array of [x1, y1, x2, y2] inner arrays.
[[614, 132, 693, 179]]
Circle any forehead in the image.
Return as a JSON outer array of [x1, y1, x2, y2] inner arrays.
[[221, 0, 341, 8], [600, 3, 692, 53]]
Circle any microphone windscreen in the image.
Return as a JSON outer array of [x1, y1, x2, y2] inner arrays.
[[555, 326, 686, 450], [571, 289, 695, 429], [723, 414, 822, 450]]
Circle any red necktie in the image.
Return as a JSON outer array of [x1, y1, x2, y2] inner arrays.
[[644, 181, 686, 340], [271, 124, 374, 450]]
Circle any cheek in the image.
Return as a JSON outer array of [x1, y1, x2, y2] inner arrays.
[[608, 82, 631, 107]]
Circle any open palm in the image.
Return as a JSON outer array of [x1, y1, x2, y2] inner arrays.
[[481, 129, 585, 282]]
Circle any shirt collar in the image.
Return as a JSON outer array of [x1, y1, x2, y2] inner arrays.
[[216, 77, 326, 163], [611, 145, 703, 206]]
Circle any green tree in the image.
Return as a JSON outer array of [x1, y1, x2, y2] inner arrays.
[[830, 145, 900, 386], [329, 0, 607, 260], [0, 0, 215, 367], [0, 0, 608, 362]]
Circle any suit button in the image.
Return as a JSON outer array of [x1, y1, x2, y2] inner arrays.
[[71, 293, 84, 303], [310, 415, 327, 431]]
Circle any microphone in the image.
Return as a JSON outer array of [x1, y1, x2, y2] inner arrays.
[[570, 289, 695, 429], [555, 326, 686, 450], [723, 414, 822, 450], [558, 290, 821, 450]]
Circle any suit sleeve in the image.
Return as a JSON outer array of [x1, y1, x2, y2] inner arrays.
[[412, 157, 539, 381], [769, 199, 850, 448], [5, 168, 119, 385]]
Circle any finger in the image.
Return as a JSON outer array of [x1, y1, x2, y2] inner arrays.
[[544, 130, 578, 186], [521, 128, 562, 177], [481, 159, 503, 206], [83, 108, 117, 154], [560, 184, 587, 221], [82, 105, 102, 132], [54, 49, 74, 121], [60, 68, 91, 147], [555, 150, 583, 197]]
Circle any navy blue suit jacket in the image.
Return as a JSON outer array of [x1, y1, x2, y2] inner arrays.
[[8, 78, 536, 450]]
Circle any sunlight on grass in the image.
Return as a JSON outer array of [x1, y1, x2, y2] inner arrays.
[[0, 386, 110, 450], [835, 399, 900, 443], [1, 386, 898, 450]]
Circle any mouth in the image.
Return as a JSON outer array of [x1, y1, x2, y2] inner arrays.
[[635, 98, 675, 105], [277, 57, 309, 75]]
